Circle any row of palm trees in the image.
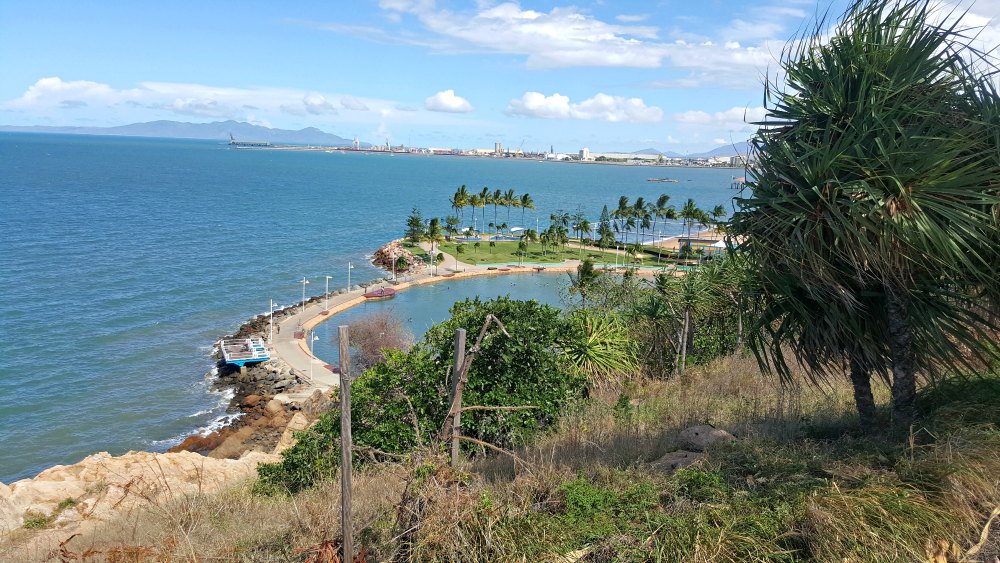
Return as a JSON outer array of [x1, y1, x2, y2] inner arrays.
[[599, 195, 727, 247], [450, 185, 535, 235]]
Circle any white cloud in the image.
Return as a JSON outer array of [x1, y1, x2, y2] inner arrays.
[[506, 92, 663, 123], [340, 95, 370, 111], [713, 138, 727, 145], [302, 93, 338, 115], [424, 89, 474, 113], [364, 0, 797, 88], [665, 135, 681, 144], [616, 14, 649, 23], [1, 77, 400, 123], [674, 106, 766, 126]]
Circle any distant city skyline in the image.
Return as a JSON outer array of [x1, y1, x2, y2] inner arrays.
[[2, 1, 997, 153]]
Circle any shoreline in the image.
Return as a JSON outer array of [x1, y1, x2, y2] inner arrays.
[[4, 230, 716, 483]]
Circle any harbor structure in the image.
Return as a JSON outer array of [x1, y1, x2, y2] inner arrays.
[[219, 336, 270, 367], [228, 134, 271, 148]]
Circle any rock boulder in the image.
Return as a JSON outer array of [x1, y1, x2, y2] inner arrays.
[[678, 425, 736, 452], [0, 450, 277, 532]]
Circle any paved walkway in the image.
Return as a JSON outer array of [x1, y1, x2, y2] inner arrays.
[[267, 234, 714, 402]]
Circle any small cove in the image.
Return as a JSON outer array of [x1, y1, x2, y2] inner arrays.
[[310, 272, 571, 364]]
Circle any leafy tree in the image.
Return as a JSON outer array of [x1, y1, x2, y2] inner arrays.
[[729, 0, 1000, 429], [405, 207, 425, 244], [257, 298, 585, 494]]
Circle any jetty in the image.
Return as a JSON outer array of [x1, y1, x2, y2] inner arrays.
[[219, 336, 270, 366]]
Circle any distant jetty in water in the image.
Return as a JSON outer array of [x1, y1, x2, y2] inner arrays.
[[228, 134, 271, 148]]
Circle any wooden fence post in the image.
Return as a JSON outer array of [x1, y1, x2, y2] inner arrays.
[[450, 328, 466, 465], [338, 325, 354, 562]]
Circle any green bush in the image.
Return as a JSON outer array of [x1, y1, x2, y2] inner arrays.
[[257, 297, 586, 494]]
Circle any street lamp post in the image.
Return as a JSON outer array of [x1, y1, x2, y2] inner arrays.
[[269, 299, 276, 343], [309, 334, 319, 382], [324, 275, 332, 311], [299, 277, 309, 313]]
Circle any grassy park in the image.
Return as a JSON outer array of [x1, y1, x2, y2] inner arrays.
[[437, 240, 619, 265]]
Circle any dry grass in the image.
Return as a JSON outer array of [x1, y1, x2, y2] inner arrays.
[[11, 355, 998, 562]]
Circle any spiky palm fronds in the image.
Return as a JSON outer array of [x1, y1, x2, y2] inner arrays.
[[729, 0, 1000, 427]]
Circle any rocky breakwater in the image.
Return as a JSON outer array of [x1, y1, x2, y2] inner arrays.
[[372, 239, 425, 274], [170, 305, 339, 461]]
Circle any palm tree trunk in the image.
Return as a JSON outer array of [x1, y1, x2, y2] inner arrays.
[[849, 354, 877, 428], [887, 285, 917, 431]]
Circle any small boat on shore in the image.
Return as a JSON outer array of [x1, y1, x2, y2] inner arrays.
[[363, 287, 397, 300]]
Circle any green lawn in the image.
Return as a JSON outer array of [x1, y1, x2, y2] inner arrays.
[[401, 242, 431, 261], [436, 240, 619, 265]]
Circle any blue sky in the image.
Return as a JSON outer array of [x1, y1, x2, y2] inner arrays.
[[2, 0, 997, 152]]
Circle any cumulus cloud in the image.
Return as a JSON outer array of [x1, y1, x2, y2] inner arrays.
[[674, 106, 766, 126], [713, 138, 727, 145], [616, 14, 649, 23], [506, 92, 663, 123], [340, 95, 370, 111], [363, 1, 799, 88], [302, 93, 337, 115], [424, 89, 474, 113], [1, 77, 401, 123], [162, 98, 235, 118]]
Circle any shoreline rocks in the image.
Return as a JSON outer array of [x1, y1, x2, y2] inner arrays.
[[372, 239, 425, 274], [0, 449, 278, 537]]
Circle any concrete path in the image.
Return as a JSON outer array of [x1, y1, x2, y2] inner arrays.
[[267, 236, 685, 403]]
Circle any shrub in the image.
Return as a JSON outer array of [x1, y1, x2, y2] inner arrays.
[[257, 297, 586, 493]]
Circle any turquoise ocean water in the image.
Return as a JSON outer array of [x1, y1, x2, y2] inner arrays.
[[0, 132, 738, 482]]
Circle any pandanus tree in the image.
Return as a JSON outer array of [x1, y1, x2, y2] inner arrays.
[[729, 0, 1000, 431]]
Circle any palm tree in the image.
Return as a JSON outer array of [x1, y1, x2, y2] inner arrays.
[[632, 197, 648, 245], [488, 188, 500, 235], [569, 258, 601, 309], [468, 194, 484, 233], [680, 198, 700, 240], [576, 218, 592, 256], [503, 189, 517, 228], [444, 215, 461, 240], [479, 187, 490, 234], [451, 185, 469, 224], [519, 193, 534, 227], [613, 196, 631, 244], [729, 0, 1000, 430], [424, 217, 443, 253]]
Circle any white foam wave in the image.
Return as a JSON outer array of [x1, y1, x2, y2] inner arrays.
[[197, 413, 243, 436]]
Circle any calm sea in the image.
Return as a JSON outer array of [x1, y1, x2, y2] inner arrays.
[[0, 132, 738, 482]]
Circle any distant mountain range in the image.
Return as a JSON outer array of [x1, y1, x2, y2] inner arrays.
[[0, 120, 367, 147], [633, 141, 750, 159]]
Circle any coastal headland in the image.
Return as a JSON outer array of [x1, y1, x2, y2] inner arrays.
[[0, 230, 715, 540]]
